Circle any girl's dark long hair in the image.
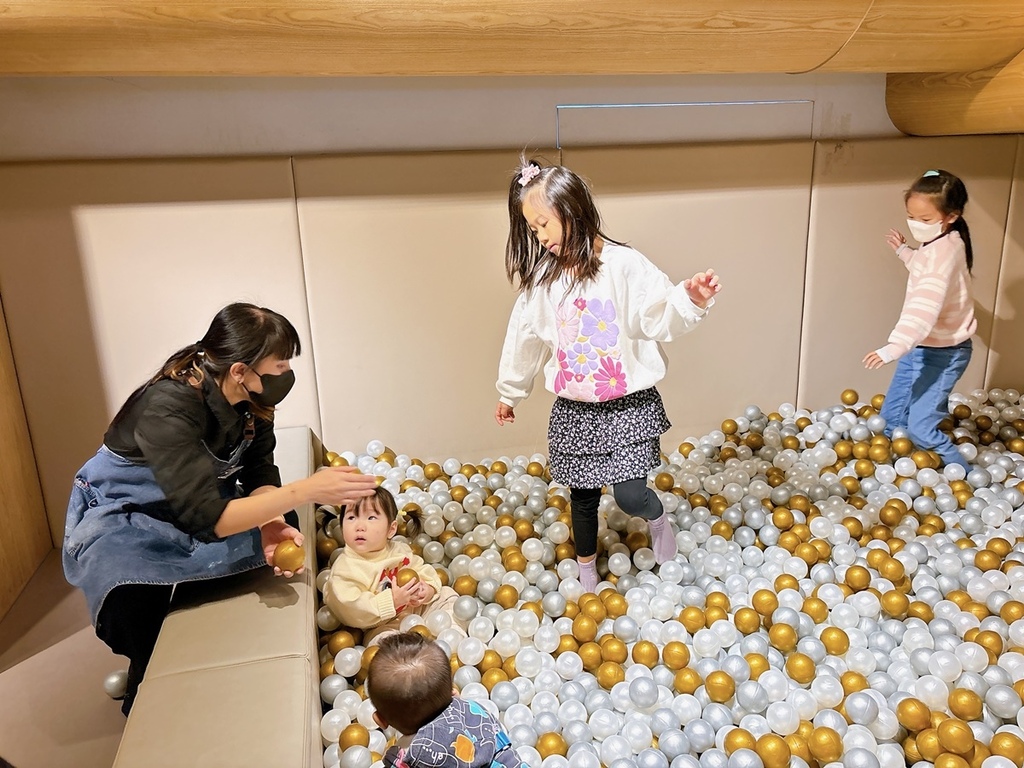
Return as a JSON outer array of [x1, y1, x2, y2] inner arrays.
[[506, 158, 623, 293], [906, 169, 973, 273], [110, 302, 301, 425]]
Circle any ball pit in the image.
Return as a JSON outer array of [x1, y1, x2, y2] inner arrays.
[[316, 387, 1024, 768]]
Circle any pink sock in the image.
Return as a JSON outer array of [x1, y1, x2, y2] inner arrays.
[[578, 559, 598, 594], [648, 512, 678, 565]]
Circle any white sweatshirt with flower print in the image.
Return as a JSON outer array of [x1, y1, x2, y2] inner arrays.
[[496, 243, 712, 407]]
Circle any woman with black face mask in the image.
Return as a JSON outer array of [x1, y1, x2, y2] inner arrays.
[[62, 302, 376, 715]]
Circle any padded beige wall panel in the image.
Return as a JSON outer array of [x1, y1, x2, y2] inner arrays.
[[800, 137, 1016, 412], [0, 160, 319, 542], [113, 657, 317, 768], [560, 143, 814, 445], [295, 151, 555, 463], [986, 138, 1024, 388]]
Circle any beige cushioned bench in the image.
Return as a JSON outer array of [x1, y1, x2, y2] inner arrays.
[[111, 426, 322, 768]]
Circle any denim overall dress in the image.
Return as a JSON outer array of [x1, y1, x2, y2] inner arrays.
[[63, 436, 267, 624]]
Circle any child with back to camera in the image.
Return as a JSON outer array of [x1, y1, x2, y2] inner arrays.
[[863, 169, 977, 471], [368, 633, 524, 768], [494, 159, 722, 593], [323, 487, 463, 644]]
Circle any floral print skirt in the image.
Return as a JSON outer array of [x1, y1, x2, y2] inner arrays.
[[548, 387, 671, 489]]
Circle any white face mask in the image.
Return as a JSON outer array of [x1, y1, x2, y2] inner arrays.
[[907, 218, 945, 244]]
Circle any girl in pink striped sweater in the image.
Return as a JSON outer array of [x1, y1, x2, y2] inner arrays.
[[863, 169, 976, 470]]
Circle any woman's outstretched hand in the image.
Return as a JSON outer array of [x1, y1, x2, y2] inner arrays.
[[683, 269, 721, 308]]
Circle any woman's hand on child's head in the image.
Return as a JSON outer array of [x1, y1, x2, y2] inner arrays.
[[683, 269, 721, 308], [307, 466, 377, 506], [495, 402, 516, 426], [886, 228, 907, 252], [863, 351, 886, 370]]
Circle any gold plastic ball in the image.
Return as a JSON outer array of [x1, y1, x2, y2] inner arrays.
[[603, 593, 628, 619], [662, 641, 690, 670], [480, 668, 509, 692], [340, 723, 370, 750], [536, 732, 568, 759], [597, 661, 625, 690], [917, 728, 942, 761], [673, 668, 702, 695], [734, 607, 761, 635], [654, 472, 675, 491], [679, 606, 706, 633], [990, 732, 1024, 766], [273, 540, 306, 572], [768, 624, 797, 653], [785, 652, 815, 684], [578, 642, 604, 671], [896, 697, 932, 732], [632, 640, 660, 668], [845, 565, 871, 591], [327, 630, 357, 656], [820, 626, 850, 656], [572, 615, 598, 644], [723, 728, 756, 755], [745, 653, 770, 680], [394, 567, 419, 588], [933, 754, 970, 768], [526, 461, 545, 477], [948, 689, 984, 721], [936, 718, 975, 755], [601, 638, 628, 664], [755, 733, 792, 768], [705, 670, 736, 703], [841, 388, 859, 405], [453, 576, 478, 596], [752, 589, 779, 617], [807, 726, 843, 762], [494, 585, 519, 610]]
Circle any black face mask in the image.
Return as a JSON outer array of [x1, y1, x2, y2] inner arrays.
[[245, 369, 295, 407]]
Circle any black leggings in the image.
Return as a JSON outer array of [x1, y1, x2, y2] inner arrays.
[[96, 582, 174, 715], [570, 478, 664, 558]]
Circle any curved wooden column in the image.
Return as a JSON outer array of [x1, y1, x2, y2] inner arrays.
[[819, 0, 1024, 73], [0, 0, 868, 75]]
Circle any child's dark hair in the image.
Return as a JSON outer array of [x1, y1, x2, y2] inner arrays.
[[906, 169, 973, 272], [367, 633, 453, 735], [340, 486, 421, 539], [506, 157, 623, 292], [110, 302, 300, 424]]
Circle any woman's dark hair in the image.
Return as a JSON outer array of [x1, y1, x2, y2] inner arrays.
[[506, 157, 623, 292], [340, 486, 422, 539], [906, 169, 973, 272], [111, 302, 300, 424]]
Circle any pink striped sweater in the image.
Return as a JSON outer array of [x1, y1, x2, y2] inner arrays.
[[876, 230, 976, 364]]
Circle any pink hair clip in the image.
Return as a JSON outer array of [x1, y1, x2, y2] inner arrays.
[[519, 165, 540, 186]]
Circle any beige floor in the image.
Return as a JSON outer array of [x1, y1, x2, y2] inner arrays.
[[0, 549, 126, 768]]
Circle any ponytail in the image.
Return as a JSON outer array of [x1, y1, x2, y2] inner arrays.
[[950, 217, 974, 273]]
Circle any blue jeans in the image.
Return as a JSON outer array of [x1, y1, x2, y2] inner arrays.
[[879, 339, 972, 469]]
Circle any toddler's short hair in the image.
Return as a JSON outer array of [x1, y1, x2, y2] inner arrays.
[[367, 633, 453, 735]]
